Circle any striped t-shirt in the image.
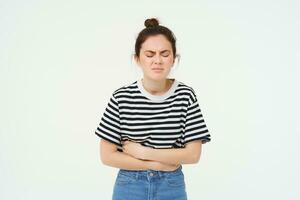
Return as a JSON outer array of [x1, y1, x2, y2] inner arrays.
[[95, 78, 211, 152]]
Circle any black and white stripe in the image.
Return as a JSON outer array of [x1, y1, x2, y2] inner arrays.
[[95, 80, 211, 151]]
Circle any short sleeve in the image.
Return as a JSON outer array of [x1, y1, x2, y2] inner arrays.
[[95, 93, 122, 147], [184, 90, 211, 145]]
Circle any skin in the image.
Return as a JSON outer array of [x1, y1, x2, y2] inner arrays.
[[122, 34, 202, 166], [135, 34, 175, 95], [100, 34, 200, 171], [126, 34, 176, 161]]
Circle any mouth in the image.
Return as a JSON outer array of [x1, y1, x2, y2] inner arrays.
[[152, 68, 164, 72]]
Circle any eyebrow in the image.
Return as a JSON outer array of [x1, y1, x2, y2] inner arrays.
[[143, 50, 170, 53]]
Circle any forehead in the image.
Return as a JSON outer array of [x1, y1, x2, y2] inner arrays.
[[141, 35, 172, 51]]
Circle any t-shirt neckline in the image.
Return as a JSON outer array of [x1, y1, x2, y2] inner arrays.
[[137, 78, 179, 102]]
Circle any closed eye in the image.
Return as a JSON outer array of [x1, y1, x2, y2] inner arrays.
[[146, 54, 169, 58]]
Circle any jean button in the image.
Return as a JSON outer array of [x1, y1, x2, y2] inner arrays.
[[149, 172, 154, 176]]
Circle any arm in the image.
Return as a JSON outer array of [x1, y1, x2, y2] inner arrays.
[[99, 139, 180, 171], [123, 140, 202, 166]]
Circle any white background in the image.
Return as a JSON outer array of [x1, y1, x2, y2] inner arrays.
[[1, 0, 299, 199]]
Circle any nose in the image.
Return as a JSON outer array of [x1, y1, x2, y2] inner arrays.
[[154, 54, 162, 64]]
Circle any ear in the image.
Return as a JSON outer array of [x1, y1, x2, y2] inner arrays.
[[134, 56, 141, 67], [134, 54, 139, 62]]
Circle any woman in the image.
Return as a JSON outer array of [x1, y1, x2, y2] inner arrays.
[[95, 18, 211, 200]]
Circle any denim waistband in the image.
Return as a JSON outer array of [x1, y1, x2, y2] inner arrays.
[[118, 165, 183, 179]]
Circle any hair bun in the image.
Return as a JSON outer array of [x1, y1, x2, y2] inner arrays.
[[144, 18, 159, 28]]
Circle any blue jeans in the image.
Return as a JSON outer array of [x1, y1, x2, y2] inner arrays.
[[112, 165, 187, 200]]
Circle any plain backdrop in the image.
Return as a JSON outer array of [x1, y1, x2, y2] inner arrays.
[[1, 0, 299, 199]]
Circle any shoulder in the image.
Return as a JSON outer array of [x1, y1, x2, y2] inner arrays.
[[111, 80, 138, 98], [176, 80, 198, 104]]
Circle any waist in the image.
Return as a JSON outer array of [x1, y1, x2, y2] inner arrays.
[[118, 165, 183, 179]]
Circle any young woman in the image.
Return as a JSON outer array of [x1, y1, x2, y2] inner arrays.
[[95, 18, 211, 200]]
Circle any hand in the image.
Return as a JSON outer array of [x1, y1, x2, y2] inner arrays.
[[122, 141, 149, 160], [146, 161, 180, 171]]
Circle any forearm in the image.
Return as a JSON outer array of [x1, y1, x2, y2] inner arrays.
[[122, 140, 202, 166], [144, 147, 198, 165], [102, 151, 151, 170]]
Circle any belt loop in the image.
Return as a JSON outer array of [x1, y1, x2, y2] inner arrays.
[[135, 171, 139, 180], [158, 170, 163, 178], [160, 168, 167, 178]]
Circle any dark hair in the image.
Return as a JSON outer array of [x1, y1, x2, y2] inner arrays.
[[134, 18, 179, 63]]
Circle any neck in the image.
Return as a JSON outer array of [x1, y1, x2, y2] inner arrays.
[[141, 77, 174, 95]]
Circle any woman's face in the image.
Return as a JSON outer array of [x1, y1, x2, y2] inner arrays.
[[136, 34, 175, 81]]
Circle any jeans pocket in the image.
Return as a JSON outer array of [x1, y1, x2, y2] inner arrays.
[[165, 172, 186, 187], [115, 172, 135, 186]]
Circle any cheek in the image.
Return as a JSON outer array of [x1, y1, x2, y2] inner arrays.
[[165, 56, 174, 63], [164, 58, 173, 66], [140, 58, 152, 66], [144, 60, 153, 65]]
